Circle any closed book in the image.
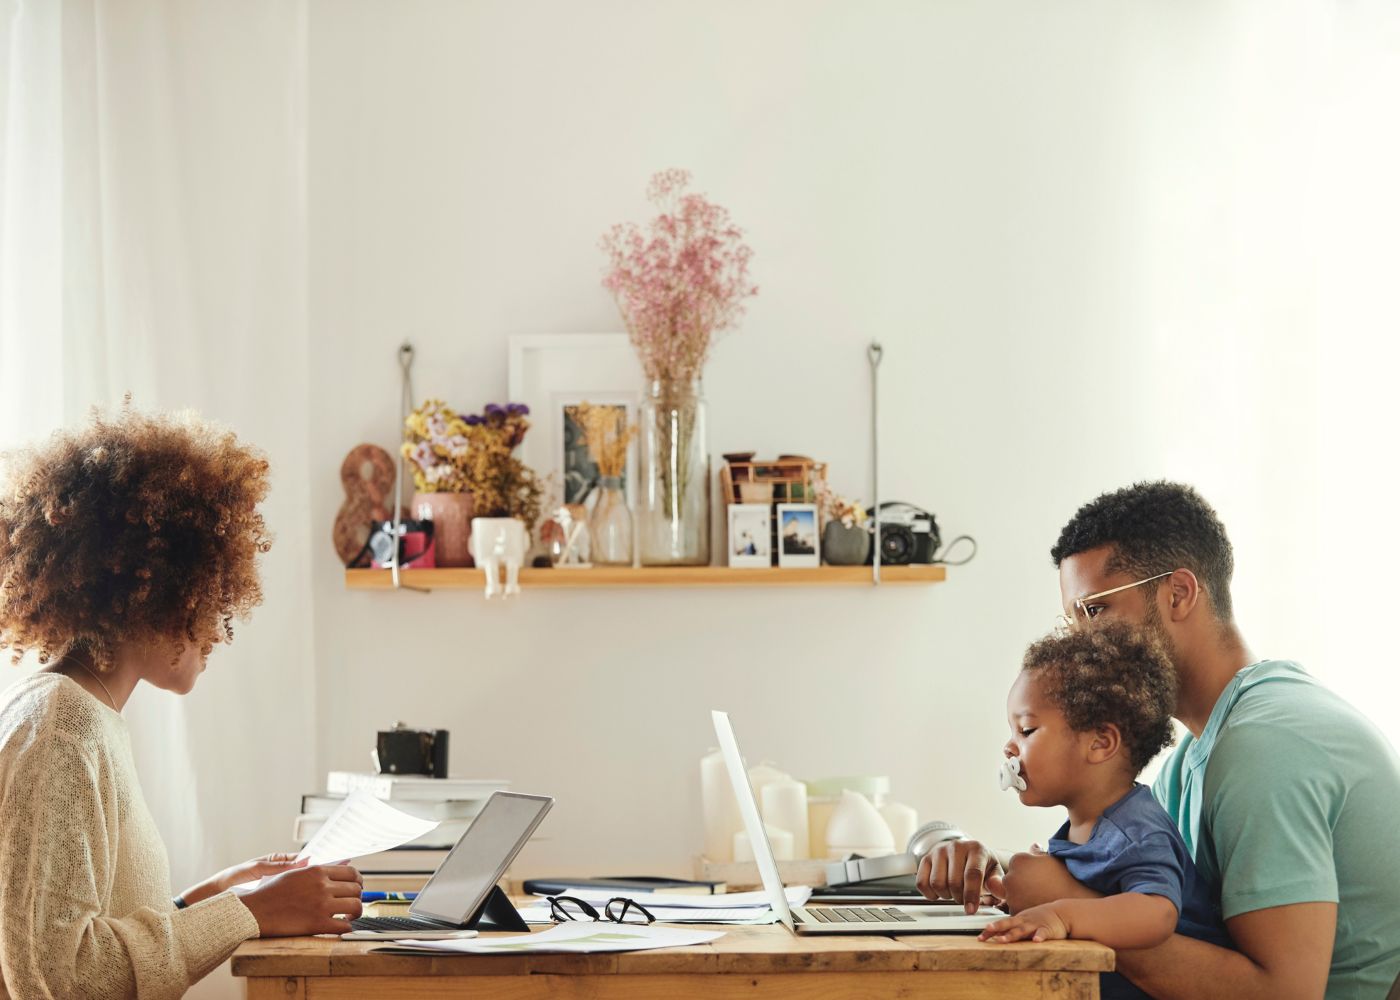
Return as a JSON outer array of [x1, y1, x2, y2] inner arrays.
[[362, 873, 430, 893], [363, 899, 415, 918], [300, 793, 489, 821], [326, 771, 510, 802], [521, 876, 728, 897]]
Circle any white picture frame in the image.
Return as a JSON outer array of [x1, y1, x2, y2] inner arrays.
[[727, 504, 772, 568], [776, 503, 820, 568], [508, 333, 644, 516]]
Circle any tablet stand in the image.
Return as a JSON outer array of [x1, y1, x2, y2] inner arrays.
[[465, 884, 528, 932]]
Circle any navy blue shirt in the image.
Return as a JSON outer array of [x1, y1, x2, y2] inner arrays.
[[1048, 783, 1232, 1000]]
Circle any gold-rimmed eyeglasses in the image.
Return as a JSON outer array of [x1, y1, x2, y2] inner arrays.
[[1056, 571, 1174, 633]]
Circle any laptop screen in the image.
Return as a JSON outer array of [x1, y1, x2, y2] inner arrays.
[[711, 710, 796, 930], [411, 791, 553, 924]]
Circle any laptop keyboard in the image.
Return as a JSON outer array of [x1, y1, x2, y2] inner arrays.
[[806, 907, 917, 924], [350, 916, 443, 931]]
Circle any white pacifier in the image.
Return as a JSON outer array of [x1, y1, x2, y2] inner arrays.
[[999, 755, 1027, 792]]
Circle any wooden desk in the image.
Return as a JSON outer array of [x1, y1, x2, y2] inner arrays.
[[232, 924, 1113, 999]]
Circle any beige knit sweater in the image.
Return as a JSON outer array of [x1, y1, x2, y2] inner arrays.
[[0, 673, 259, 999]]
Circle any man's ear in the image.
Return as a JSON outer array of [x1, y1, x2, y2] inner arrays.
[[1166, 568, 1203, 622], [1086, 723, 1124, 765]]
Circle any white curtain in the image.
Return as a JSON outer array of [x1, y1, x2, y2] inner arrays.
[[1, 2, 310, 997]]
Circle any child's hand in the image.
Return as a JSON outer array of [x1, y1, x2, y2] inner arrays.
[[978, 902, 1070, 943]]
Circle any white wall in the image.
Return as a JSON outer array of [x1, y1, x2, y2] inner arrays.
[[306, 0, 1400, 875]]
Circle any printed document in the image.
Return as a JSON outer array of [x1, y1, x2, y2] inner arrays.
[[534, 886, 811, 909], [516, 902, 780, 924], [234, 792, 439, 890], [296, 791, 440, 865], [375, 922, 724, 955]]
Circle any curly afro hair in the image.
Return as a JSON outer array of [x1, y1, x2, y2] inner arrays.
[[0, 407, 272, 673], [1050, 481, 1235, 622], [1022, 621, 1177, 773]]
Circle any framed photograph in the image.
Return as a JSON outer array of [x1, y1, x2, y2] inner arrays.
[[776, 503, 820, 568], [727, 504, 772, 568], [508, 334, 644, 513], [558, 395, 635, 506]]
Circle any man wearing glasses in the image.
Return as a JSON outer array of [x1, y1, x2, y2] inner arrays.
[[918, 481, 1400, 1000]]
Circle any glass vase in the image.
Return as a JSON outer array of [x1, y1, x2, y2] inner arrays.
[[589, 476, 633, 566], [639, 379, 710, 566]]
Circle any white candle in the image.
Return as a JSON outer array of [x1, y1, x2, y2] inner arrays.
[[762, 779, 810, 860]]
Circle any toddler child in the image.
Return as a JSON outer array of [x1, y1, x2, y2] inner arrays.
[[980, 621, 1232, 1000]]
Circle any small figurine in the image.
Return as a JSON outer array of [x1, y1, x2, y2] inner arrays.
[[470, 517, 528, 598]]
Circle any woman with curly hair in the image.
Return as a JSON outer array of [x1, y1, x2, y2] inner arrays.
[[0, 409, 362, 999]]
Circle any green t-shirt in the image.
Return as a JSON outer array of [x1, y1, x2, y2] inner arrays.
[[1153, 660, 1400, 1000]]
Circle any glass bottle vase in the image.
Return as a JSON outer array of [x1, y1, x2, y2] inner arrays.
[[638, 379, 710, 566], [589, 476, 633, 566]]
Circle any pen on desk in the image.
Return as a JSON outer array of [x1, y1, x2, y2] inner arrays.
[[361, 891, 418, 902]]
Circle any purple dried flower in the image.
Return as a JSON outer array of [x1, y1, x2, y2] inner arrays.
[[484, 403, 504, 417], [463, 414, 483, 426], [507, 402, 529, 416]]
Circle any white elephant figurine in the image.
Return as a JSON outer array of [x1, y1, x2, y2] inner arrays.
[[470, 517, 527, 598]]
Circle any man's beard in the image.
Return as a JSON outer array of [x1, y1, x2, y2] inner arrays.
[[1142, 592, 1179, 666]]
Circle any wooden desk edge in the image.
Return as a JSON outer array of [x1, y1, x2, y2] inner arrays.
[[231, 932, 1114, 978]]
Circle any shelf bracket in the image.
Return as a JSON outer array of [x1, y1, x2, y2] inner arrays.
[[390, 341, 431, 594], [868, 341, 883, 587]]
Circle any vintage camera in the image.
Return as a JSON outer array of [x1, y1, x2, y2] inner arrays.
[[869, 502, 941, 565], [348, 518, 435, 570], [374, 723, 450, 778]]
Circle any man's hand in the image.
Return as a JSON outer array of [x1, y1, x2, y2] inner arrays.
[[916, 839, 1009, 914], [979, 901, 1070, 943], [180, 853, 307, 906]]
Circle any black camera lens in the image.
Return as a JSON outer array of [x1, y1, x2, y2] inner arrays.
[[879, 523, 916, 565], [368, 526, 396, 566]]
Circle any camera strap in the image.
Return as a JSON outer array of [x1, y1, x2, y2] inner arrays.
[[935, 534, 977, 566]]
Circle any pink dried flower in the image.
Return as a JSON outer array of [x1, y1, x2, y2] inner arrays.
[[601, 170, 758, 385]]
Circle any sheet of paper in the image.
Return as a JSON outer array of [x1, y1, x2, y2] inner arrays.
[[376, 922, 724, 955], [529, 886, 810, 910], [234, 791, 441, 891], [516, 903, 779, 925], [296, 790, 440, 866]]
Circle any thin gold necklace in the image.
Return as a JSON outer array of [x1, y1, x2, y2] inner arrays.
[[75, 662, 117, 711]]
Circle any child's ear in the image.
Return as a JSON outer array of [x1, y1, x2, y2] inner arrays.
[[1086, 723, 1124, 765]]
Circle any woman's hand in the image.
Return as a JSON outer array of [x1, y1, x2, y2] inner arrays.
[[179, 853, 307, 906], [978, 901, 1071, 943], [239, 864, 364, 937]]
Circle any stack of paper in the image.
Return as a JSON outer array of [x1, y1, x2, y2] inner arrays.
[[376, 923, 724, 955], [518, 886, 812, 925]]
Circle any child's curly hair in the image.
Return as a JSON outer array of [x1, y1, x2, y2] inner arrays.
[[1022, 622, 1178, 773], [0, 407, 272, 673]]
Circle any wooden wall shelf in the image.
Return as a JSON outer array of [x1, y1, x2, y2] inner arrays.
[[344, 565, 946, 590]]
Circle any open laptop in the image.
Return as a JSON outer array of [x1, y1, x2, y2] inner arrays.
[[711, 710, 999, 935], [343, 790, 553, 939]]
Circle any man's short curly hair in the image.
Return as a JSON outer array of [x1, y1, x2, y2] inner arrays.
[[1050, 481, 1235, 622], [0, 408, 272, 673], [1022, 621, 1177, 773]]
